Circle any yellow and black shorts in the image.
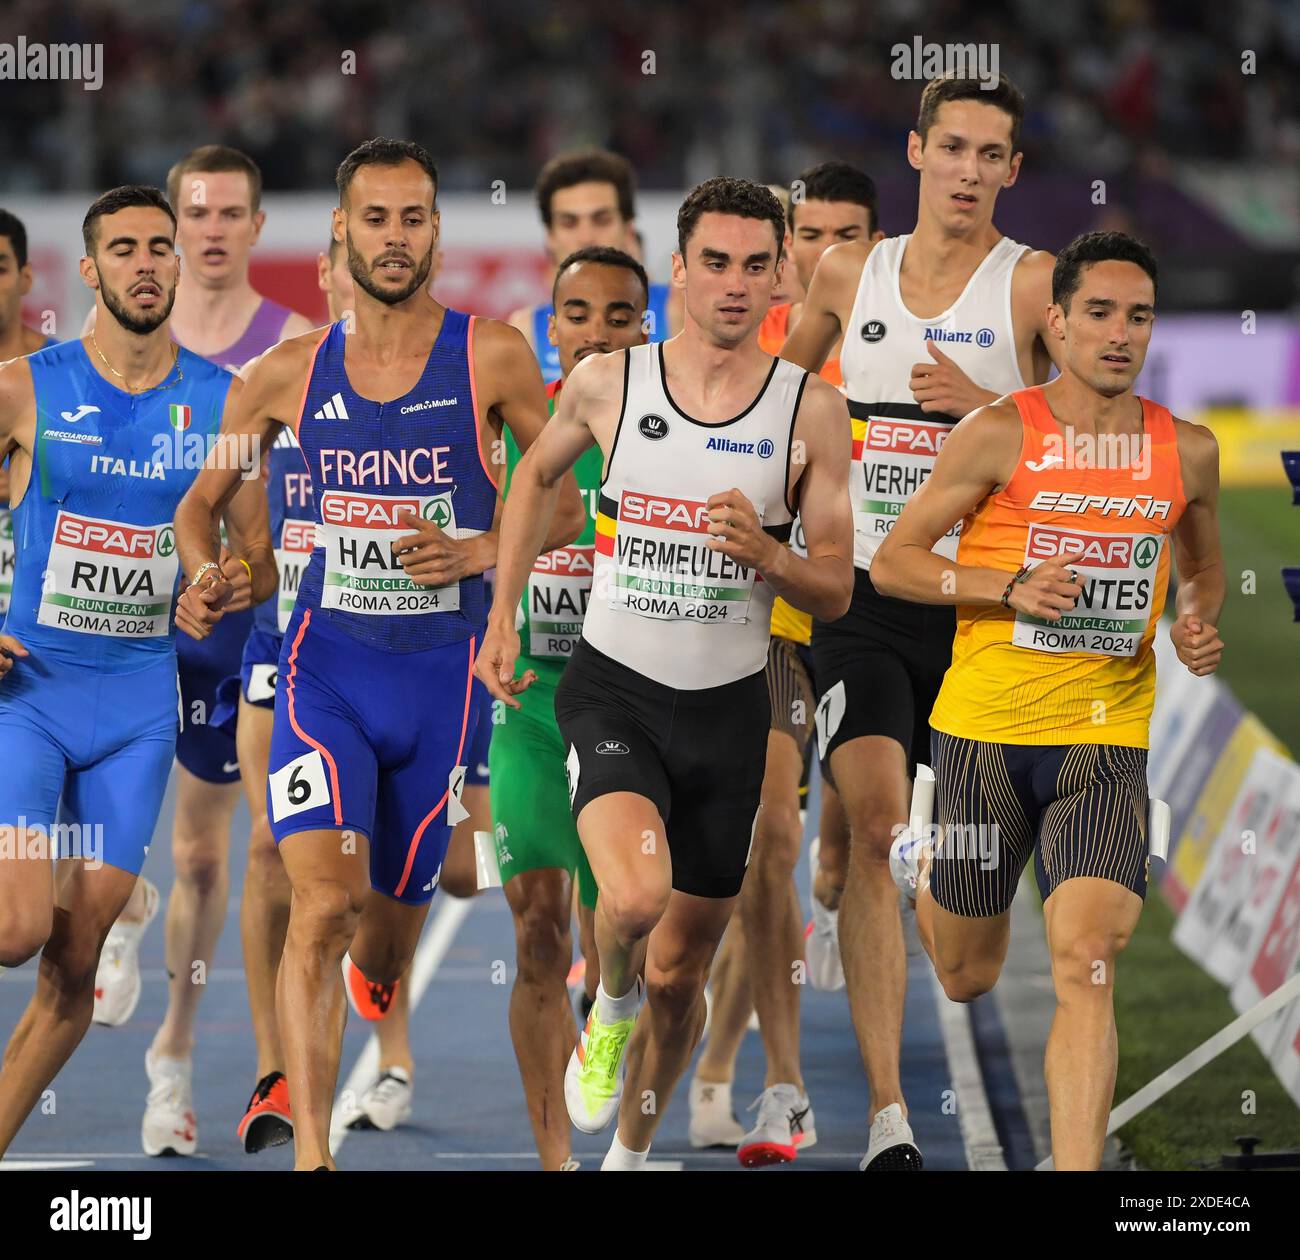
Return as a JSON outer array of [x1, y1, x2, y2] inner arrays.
[[929, 730, 1150, 917]]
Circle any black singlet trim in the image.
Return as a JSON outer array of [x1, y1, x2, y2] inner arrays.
[[598, 350, 633, 491], [656, 342, 780, 430]]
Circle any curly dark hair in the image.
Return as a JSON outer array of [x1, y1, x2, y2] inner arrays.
[[677, 177, 785, 261]]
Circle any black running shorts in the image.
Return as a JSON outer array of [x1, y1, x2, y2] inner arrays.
[[929, 730, 1150, 917], [811, 566, 954, 776], [554, 637, 769, 899]]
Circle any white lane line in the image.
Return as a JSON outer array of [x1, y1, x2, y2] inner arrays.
[[929, 970, 1007, 1171], [328, 896, 474, 1156], [0, 1159, 95, 1171]]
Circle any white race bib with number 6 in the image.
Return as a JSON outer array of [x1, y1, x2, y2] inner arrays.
[[269, 749, 330, 822]]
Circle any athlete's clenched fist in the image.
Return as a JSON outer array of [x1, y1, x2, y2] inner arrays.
[[1170, 614, 1224, 676], [175, 570, 234, 640], [705, 487, 778, 571]]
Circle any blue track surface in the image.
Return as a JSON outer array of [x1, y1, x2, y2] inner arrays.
[[1, 773, 1002, 1171]]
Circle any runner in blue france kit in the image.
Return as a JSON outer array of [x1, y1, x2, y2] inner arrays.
[[0, 186, 275, 1156], [173, 139, 585, 1169]]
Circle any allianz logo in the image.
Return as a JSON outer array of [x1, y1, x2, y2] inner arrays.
[[923, 326, 995, 347], [705, 436, 774, 459]]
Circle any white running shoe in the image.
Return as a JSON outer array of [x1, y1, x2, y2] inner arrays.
[[565, 986, 639, 1133], [559, 1156, 581, 1171], [899, 889, 923, 957], [141, 1047, 197, 1157], [93, 877, 160, 1027], [737, 1083, 817, 1167], [859, 1102, 922, 1170], [889, 827, 930, 898], [805, 838, 845, 991], [688, 1077, 744, 1148], [350, 1067, 413, 1131]]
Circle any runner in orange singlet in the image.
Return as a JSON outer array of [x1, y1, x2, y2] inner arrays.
[[871, 231, 1225, 1170]]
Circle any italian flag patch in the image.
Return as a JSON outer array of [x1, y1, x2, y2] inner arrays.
[[169, 404, 191, 431]]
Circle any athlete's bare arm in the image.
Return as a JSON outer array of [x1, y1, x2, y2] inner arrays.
[[0, 358, 37, 673], [220, 465, 278, 612], [174, 333, 317, 638], [780, 240, 873, 373], [872, 398, 1083, 616], [474, 317, 586, 548], [474, 348, 611, 706], [1168, 419, 1225, 676], [505, 304, 536, 351], [712, 374, 853, 622]]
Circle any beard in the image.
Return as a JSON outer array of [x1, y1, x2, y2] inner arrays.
[[100, 278, 176, 335], [347, 234, 434, 307]]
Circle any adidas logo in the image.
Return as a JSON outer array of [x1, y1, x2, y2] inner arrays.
[[314, 392, 349, 420]]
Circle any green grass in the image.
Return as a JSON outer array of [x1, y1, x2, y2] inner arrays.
[[1109, 486, 1300, 1169]]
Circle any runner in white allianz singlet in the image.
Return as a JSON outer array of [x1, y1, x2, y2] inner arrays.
[[778, 75, 1061, 1173], [475, 177, 853, 1170]]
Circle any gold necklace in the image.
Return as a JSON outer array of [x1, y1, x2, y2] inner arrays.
[[90, 331, 184, 394]]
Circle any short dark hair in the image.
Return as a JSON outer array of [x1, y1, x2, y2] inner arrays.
[[789, 162, 879, 236], [536, 149, 636, 229], [1052, 231, 1159, 311], [335, 138, 439, 206], [0, 209, 29, 269], [677, 177, 785, 261], [551, 245, 649, 309], [82, 186, 177, 255], [167, 145, 263, 213], [917, 72, 1025, 154]]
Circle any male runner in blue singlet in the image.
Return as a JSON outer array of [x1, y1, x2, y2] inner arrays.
[[0, 185, 275, 1156], [174, 138, 585, 1169]]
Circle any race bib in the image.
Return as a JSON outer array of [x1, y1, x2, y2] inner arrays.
[[246, 663, 278, 704], [268, 748, 329, 823], [275, 518, 316, 633], [319, 490, 460, 617], [0, 507, 13, 615], [1012, 524, 1164, 657], [525, 544, 593, 658], [605, 489, 758, 625], [38, 510, 178, 637], [853, 416, 959, 561]]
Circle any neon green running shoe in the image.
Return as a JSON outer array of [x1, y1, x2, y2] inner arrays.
[[565, 990, 639, 1133]]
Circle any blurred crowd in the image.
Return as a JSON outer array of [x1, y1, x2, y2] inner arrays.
[[0, 0, 1297, 193]]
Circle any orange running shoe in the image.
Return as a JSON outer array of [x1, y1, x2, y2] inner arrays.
[[343, 952, 398, 1021], [237, 1071, 293, 1154]]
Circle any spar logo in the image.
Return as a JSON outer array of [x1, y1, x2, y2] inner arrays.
[[281, 521, 316, 552], [156, 526, 175, 557], [320, 493, 421, 529], [422, 497, 453, 528], [1027, 527, 1141, 569], [534, 546, 595, 577], [619, 491, 709, 533], [54, 514, 158, 557], [864, 417, 951, 457]]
